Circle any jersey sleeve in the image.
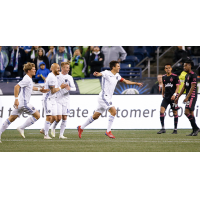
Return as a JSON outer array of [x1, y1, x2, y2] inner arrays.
[[69, 76, 76, 91], [101, 70, 108, 78], [118, 74, 124, 82], [191, 73, 197, 84], [48, 77, 56, 87], [18, 77, 29, 88]]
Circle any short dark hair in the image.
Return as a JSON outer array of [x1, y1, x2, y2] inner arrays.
[[109, 61, 119, 70], [164, 64, 172, 68], [184, 60, 194, 68]]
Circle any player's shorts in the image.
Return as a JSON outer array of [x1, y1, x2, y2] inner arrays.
[[57, 102, 70, 116], [11, 103, 37, 116], [161, 98, 179, 111], [43, 98, 57, 116], [185, 97, 197, 111], [95, 97, 114, 114]]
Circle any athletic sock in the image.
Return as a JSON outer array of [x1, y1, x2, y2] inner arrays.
[[60, 120, 67, 136], [174, 115, 178, 130], [52, 121, 59, 130], [44, 121, 52, 136], [160, 113, 165, 129], [186, 114, 199, 130], [107, 115, 115, 132], [20, 116, 37, 130], [0, 119, 11, 135], [81, 116, 94, 129]]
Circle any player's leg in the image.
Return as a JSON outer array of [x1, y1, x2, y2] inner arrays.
[[78, 112, 101, 138], [50, 103, 58, 138], [0, 115, 18, 142], [59, 115, 67, 139], [51, 102, 61, 137], [17, 104, 40, 138], [157, 102, 167, 134], [172, 110, 178, 134]]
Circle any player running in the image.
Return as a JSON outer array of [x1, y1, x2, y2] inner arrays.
[[50, 62, 76, 139], [77, 60, 143, 139], [175, 60, 199, 136], [157, 64, 180, 134], [42, 63, 68, 139], [0, 62, 50, 143]]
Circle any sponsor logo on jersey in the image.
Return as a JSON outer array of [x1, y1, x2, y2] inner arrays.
[[165, 83, 173, 87]]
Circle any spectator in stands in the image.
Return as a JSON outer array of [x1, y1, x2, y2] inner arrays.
[[20, 46, 32, 54], [52, 46, 71, 67], [35, 61, 50, 83], [173, 46, 188, 63], [1, 46, 12, 56], [6, 46, 27, 78], [28, 46, 40, 63], [101, 46, 127, 67], [0, 46, 9, 78], [46, 46, 56, 66], [70, 48, 86, 78], [33, 48, 50, 70], [84, 46, 94, 76], [150, 74, 163, 94], [89, 46, 104, 76], [41, 46, 49, 54]]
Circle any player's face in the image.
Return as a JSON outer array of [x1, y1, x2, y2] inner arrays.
[[30, 67, 36, 76], [62, 65, 70, 74], [165, 65, 172, 74], [184, 63, 191, 72], [55, 65, 60, 75], [113, 63, 120, 73]]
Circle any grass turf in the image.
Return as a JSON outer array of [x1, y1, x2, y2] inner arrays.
[[0, 129, 199, 152]]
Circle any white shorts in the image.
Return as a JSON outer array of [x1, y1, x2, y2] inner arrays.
[[95, 97, 114, 114], [11, 103, 37, 116], [43, 98, 57, 116], [57, 102, 70, 116]]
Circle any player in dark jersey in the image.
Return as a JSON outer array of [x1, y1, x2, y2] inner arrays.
[[175, 60, 199, 136], [157, 64, 180, 134]]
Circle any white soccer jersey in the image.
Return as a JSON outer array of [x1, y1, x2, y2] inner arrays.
[[18, 74, 33, 106], [43, 72, 58, 100], [56, 72, 76, 103], [99, 70, 123, 100]]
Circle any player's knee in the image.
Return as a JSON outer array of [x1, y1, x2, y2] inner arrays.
[[62, 116, 67, 120], [112, 110, 117, 116], [57, 116, 62, 122], [184, 111, 189, 116]]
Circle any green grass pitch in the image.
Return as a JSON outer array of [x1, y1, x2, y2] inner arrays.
[[0, 129, 200, 152]]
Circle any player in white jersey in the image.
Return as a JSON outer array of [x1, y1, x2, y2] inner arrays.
[[42, 63, 68, 139], [0, 63, 49, 143], [78, 61, 143, 139], [50, 62, 76, 139]]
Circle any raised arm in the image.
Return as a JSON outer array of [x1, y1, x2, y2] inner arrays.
[[93, 72, 103, 77]]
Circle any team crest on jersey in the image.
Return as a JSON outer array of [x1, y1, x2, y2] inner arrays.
[[170, 77, 173, 82], [32, 107, 35, 110], [65, 79, 68, 82], [116, 76, 119, 80], [48, 110, 51, 113], [193, 78, 196, 82], [109, 102, 112, 105], [187, 76, 189, 80]]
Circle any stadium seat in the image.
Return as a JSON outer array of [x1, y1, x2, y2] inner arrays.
[[133, 52, 144, 62]]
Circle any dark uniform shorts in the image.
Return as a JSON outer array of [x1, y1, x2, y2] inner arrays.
[[161, 98, 179, 111], [185, 97, 197, 111]]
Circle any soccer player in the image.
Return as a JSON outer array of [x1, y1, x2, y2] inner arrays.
[[50, 62, 76, 139], [42, 63, 68, 139], [77, 60, 143, 139], [175, 60, 199, 136], [157, 64, 180, 134], [0, 62, 50, 143]]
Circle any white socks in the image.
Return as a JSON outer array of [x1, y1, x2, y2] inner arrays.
[[107, 115, 115, 132], [0, 119, 11, 135], [81, 116, 94, 129], [44, 121, 52, 136], [52, 121, 59, 129], [60, 120, 67, 136], [20, 116, 37, 130]]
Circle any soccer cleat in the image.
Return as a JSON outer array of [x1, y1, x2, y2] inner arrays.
[[186, 132, 193, 136], [105, 131, 115, 139], [17, 127, 25, 138], [157, 129, 166, 134], [59, 135, 67, 139], [40, 129, 44, 134], [51, 128, 55, 138], [44, 135, 52, 140], [77, 126, 83, 138], [192, 129, 199, 136], [172, 130, 177, 134]]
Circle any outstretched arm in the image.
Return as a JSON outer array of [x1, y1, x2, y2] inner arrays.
[[33, 86, 50, 93], [93, 72, 102, 77], [122, 79, 143, 87]]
